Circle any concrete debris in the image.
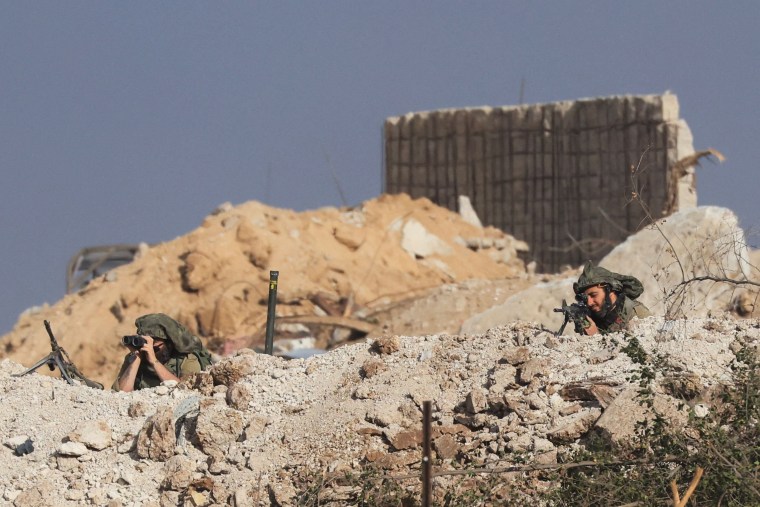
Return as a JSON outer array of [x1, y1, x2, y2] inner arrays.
[[0, 314, 757, 504], [593, 386, 689, 448], [67, 419, 113, 451], [457, 195, 483, 228]]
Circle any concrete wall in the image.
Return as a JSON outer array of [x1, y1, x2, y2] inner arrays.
[[384, 94, 695, 272]]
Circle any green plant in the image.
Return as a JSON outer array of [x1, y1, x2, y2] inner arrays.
[[293, 465, 418, 507], [547, 345, 760, 506]]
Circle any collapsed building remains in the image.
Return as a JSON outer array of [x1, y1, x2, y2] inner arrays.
[[384, 93, 696, 272]]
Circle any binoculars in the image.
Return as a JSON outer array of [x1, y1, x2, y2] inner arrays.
[[121, 335, 147, 348]]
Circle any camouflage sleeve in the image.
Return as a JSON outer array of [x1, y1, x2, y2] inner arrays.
[[631, 301, 653, 319], [179, 354, 202, 378]]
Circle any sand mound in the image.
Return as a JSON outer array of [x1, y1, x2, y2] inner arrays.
[[0, 193, 529, 387]]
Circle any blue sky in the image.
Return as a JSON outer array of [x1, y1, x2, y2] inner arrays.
[[1, 2, 758, 334]]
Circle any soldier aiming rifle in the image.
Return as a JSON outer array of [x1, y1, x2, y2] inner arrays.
[[555, 261, 652, 336]]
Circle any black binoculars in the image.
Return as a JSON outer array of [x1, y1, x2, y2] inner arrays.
[[121, 335, 147, 348]]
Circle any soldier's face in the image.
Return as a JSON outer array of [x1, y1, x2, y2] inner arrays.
[[153, 338, 172, 363], [583, 285, 617, 313]]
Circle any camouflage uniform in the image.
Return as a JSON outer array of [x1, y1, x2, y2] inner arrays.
[[573, 262, 652, 335], [112, 313, 209, 391]]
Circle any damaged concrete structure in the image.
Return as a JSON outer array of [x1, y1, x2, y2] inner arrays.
[[384, 93, 696, 272]]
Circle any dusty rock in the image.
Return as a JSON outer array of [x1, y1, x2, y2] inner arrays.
[[159, 490, 181, 507], [68, 419, 112, 450], [334, 222, 366, 250], [360, 357, 387, 378], [401, 218, 453, 258], [4, 435, 33, 456], [57, 441, 89, 457], [4, 434, 30, 449], [385, 426, 423, 451], [226, 383, 253, 410], [365, 402, 403, 427], [507, 432, 533, 453], [233, 485, 258, 507], [209, 355, 258, 386], [594, 387, 690, 448], [371, 335, 401, 355], [547, 408, 602, 443], [136, 406, 175, 461], [457, 195, 483, 228], [194, 399, 244, 458], [64, 490, 85, 502], [558, 404, 581, 416], [517, 358, 550, 384], [268, 480, 297, 507], [12, 479, 56, 507], [693, 403, 710, 418], [465, 389, 488, 414], [502, 346, 531, 365], [128, 400, 151, 417], [184, 371, 215, 396], [161, 455, 196, 491], [242, 416, 269, 440], [434, 434, 460, 459]]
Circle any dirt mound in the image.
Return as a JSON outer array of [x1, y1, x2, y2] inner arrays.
[[0, 193, 529, 387]]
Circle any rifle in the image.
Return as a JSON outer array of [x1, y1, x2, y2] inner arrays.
[[12, 320, 104, 389], [553, 296, 591, 336]]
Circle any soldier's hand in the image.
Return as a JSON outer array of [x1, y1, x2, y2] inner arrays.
[[573, 316, 596, 335], [582, 318, 599, 336], [139, 335, 159, 364]]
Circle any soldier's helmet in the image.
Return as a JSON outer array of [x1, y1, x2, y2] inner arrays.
[[135, 313, 203, 353], [573, 261, 644, 300]]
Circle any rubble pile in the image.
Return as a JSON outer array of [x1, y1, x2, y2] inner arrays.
[[1, 316, 757, 506], [2, 191, 760, 505]]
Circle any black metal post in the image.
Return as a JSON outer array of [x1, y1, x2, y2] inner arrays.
[[422, 400, 432, 507], [264, 270, 279, 355]]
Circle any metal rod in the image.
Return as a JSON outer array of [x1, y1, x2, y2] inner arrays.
[[264, 270, 279, 355], [421, 400, 432, 507]]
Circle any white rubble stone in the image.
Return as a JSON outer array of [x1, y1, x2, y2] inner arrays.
[[69, 419, 113, 451], [58, 441, 89, 457], [693, 403, 709, 418], [400, 219, 452, 258], [65, 489, 85, 501], [4, 490, 20, 502], [457, 195, 483, 228], [4, 435, 29, 449]]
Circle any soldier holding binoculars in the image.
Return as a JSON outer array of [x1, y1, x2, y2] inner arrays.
[[112, 313, 212, 392]]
